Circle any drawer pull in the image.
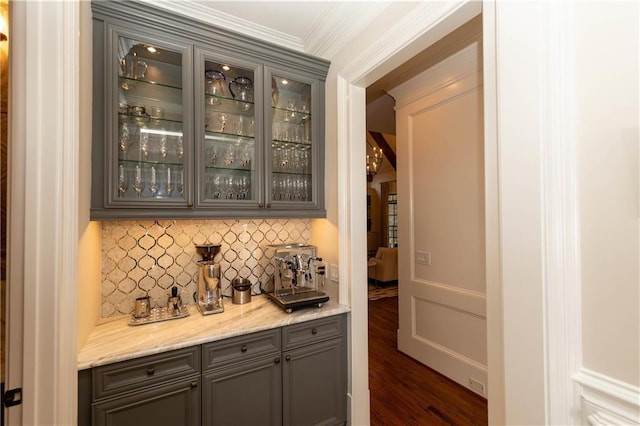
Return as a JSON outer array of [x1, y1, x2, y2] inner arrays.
[[285, 355, 291, 362], [241, 344, 248, 353], [311, 328, 317, 335], [274, 357, 281, 364], [191, 381, 198, 388], [146, 367, 155, 376]]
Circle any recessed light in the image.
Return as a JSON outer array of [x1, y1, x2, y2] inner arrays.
[[146, 46, 157, 53], [222, 65, 230, 71], [281, 79, 288, 85]]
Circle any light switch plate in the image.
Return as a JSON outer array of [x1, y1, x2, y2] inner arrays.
[[330, 264, 339, 282], [415, 251, 431, 266]]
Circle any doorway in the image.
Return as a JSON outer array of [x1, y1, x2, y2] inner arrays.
[[334, 2, 501, 424], [363, 13, 487, 422]]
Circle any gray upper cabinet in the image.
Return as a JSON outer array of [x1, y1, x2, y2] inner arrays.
[[91, 1, 329, 220]]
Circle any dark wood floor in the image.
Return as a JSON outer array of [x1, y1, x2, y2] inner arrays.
[[368, 296, 488, 425]]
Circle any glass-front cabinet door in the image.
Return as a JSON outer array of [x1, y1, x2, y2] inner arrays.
[[108, 29, 192, 207], [266, 69, 323, 210], [195, 49, 263, 209]]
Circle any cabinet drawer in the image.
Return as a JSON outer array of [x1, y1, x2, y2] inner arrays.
[[93, 347, 200, 400], [202, 328, 280, 371], [282, 314, 345, 350]]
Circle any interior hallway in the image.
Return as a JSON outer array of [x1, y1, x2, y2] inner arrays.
[[368, 296, 487, 425]]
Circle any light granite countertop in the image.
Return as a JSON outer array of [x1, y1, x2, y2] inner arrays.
[[77, 295, 350, 370]]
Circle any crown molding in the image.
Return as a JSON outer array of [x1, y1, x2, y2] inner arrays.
[[140, 0, 306, 53], [304, 2, 389, 60]]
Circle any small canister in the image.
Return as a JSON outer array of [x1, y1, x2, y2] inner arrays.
[[231, 278, 252, 305]]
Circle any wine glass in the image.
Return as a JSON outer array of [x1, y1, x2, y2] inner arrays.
[[132, 165, 145, 197], [176, 136, 184, 160], [177, 170, 184, 196], [212, 175, 222, 199], [149, 166, 158, 197], [119, 122, 130, 159], [159, 134, 168, 159], [140, 130, 150, 160], [118, 164, 128, 195], [166, 167, 174, 197]]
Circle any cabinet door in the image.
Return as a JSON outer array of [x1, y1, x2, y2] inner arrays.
[[265, 68, 325, 212], [195, 48, 264, 209], [104, 25, 193, 208], [283, 338, 347, 426], [92, 377, 200, 426], [202, 355, 282, 426]]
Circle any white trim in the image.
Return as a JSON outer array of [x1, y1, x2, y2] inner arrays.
[[575, 368, 640, 425], [8, 2, 80, 424], [142, 0, 305, 52], [481, 3, 505, 423], [390, 40, 482, 109], [6, 1, 27, 423], [540, 2, 583, 425], [340, 1, 482, 86], [304, 2, 388, 60]]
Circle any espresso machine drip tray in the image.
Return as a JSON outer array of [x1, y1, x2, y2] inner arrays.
[[266, 288, 329, 313]]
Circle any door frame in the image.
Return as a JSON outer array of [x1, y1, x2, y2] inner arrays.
[[338, 1, 583, 425], [6, 2, 80, 424]]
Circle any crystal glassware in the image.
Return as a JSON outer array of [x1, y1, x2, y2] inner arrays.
[[132, 164, 145, 197], [118, 164, 128, 195], [166, 167, 173, 197], [149, 166, 158, 197]]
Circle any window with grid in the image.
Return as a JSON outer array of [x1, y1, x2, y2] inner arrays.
[[388, 193, 397, 247]]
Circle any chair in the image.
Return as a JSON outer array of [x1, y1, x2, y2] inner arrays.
[[367, 247, 398, 286]]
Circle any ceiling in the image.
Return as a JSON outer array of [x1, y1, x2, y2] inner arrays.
[[145, 0, 392, 59]]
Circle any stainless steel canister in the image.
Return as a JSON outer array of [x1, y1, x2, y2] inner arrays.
[[231, 278, 252, 304]]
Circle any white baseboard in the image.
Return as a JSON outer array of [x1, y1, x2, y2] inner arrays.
[[574, 368, 640, 425]]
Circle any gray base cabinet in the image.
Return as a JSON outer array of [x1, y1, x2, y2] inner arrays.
[[282, 316, 347, 426], [78, 314, 346, 426], [283, 339, 346, 426], [202, 355, 282, 425], [93, 378, 201, 426]]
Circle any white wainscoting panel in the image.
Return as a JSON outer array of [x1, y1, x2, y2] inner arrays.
[[575, 368, 640, 425]]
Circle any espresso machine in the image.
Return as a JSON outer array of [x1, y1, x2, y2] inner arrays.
[[265, 244, 328, 313], [195, 244, 224, 315]]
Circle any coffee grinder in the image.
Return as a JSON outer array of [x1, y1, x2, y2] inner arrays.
[[195, 244, 224, 315]]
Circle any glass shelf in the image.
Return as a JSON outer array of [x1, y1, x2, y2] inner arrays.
[[118, 158, 184, 167], [119, 77, 183, 105], [204, 130, 255, 143], [205, 93, 254, 112]]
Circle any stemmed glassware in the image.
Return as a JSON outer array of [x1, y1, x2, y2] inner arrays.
[[133, 164, 145, 197], [119, 121, 130, 159], [177, 170, 184, 196], [166, 167, 173, 197], [176, 136, 184, 160], [149, 166, 158, 197], [118, 164, 128, 195], [140, 129, 150, 160]]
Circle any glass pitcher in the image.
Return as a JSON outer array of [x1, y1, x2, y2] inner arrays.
[[205, 69, 227, 105], [229, 76, 253, 111]]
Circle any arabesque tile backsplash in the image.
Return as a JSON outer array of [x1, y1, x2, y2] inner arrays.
[[102, 219, 311, 318]]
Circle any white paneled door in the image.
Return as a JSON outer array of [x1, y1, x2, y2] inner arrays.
[[391, 40, 488, 397]]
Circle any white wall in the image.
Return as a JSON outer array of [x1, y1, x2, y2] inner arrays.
[[575, 1, 639, 388], [391, 39, 487, 395]]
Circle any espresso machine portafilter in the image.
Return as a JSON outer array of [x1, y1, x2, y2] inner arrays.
[[195, 244, 224, 315]]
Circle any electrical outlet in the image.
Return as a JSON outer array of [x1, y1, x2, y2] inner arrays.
[[468, 377, 485, 395], [415, 251, 431, 266], [330, 264, 339, 282]]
